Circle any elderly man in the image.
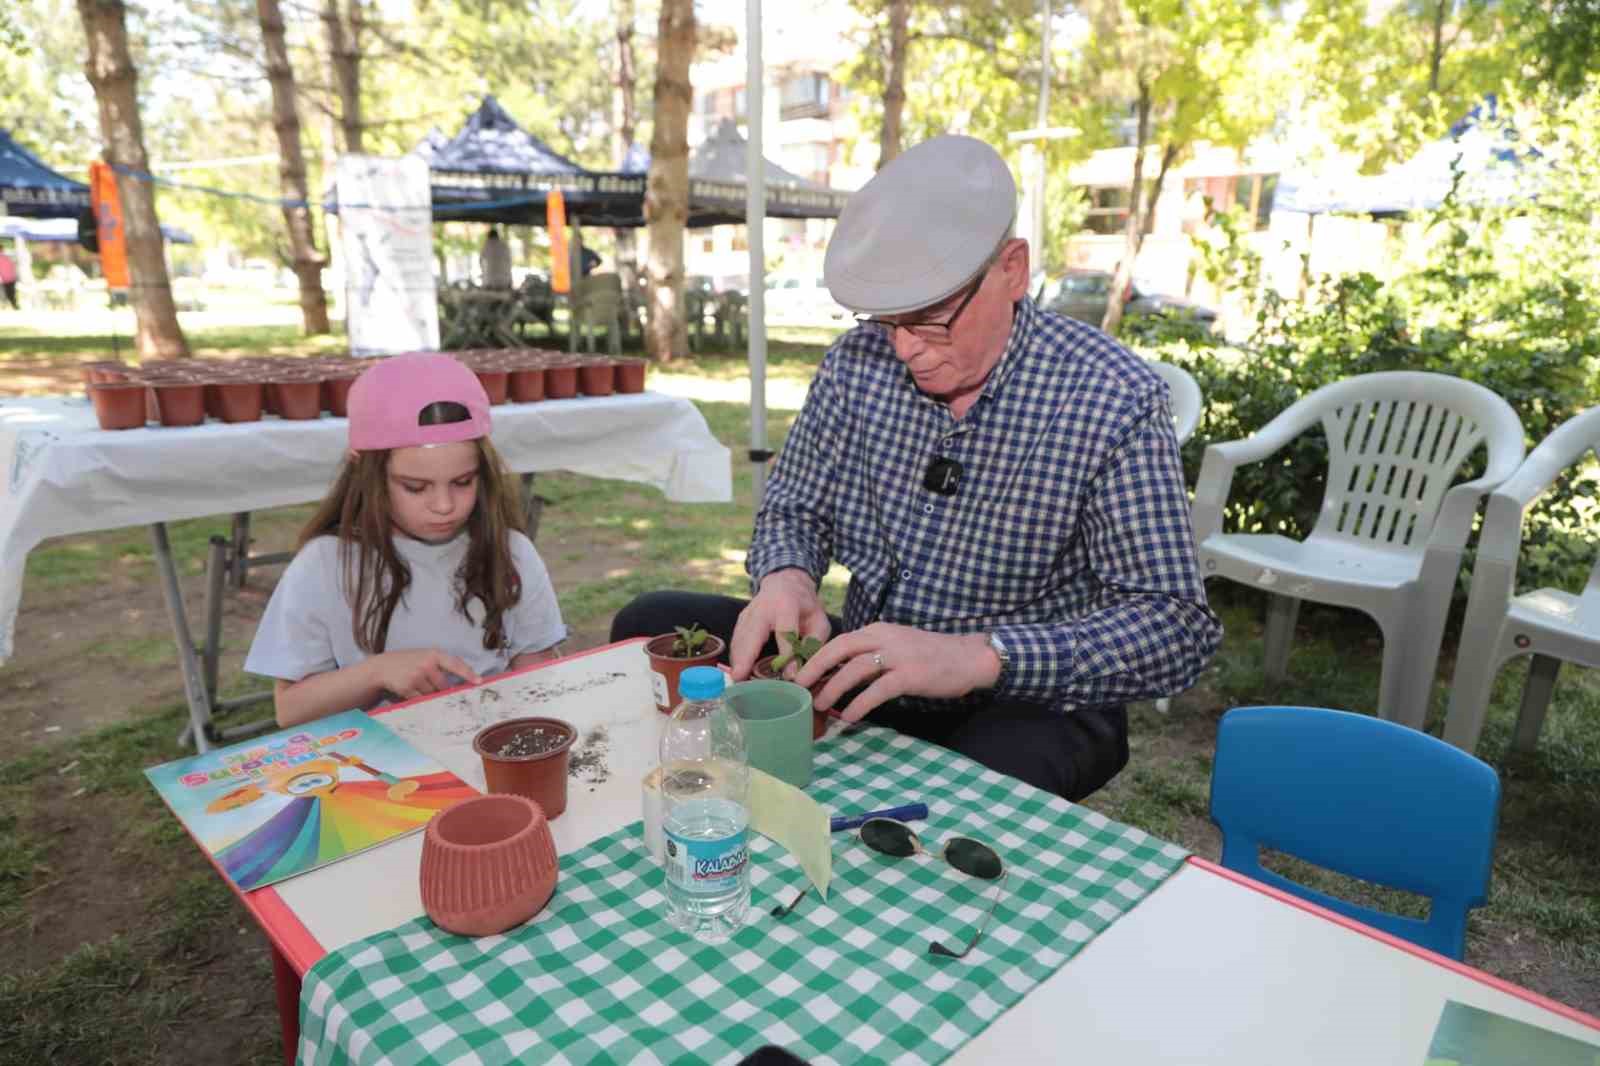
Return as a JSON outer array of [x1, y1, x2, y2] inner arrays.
[[612, 135, 1220, 801]]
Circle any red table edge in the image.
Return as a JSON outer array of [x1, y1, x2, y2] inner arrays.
[[240, 636, 652, 976], [1187, 856, 1600, 1033]]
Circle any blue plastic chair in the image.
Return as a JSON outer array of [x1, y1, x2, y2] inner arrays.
[[1209, 706, 1501, 959]]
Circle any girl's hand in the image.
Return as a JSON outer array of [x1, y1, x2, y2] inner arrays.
[[370, 649, 481, 700]]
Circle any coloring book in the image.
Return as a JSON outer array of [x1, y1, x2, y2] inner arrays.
[[146, 709, 477, 891]]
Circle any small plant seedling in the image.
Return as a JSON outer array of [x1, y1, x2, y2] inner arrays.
[[671, 623, 711, 657], [769, 631, 824, 672]]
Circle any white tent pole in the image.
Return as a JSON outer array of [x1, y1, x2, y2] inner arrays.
[[745, 0, 769, 513]]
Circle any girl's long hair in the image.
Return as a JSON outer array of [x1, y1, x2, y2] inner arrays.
[[297, 437, 524, 655]]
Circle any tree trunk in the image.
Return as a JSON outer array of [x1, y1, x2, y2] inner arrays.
[[258, 0, 330, 336], [613, 0, 640, 297], [1428, 0, 1446, 93], [1100, 84, 1151, 336], [323, 0, 363, 153], [77, 0, 188, 360], [644, 0, 693, 361], [879, 0, 910, 168]]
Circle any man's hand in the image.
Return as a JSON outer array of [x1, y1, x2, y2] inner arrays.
[[796, 624, 1001, 723], [369, 649, 481, 700], [729, 569, 831, 680]]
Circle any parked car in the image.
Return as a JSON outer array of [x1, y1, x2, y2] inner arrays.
[[1038, 270, 1217, 330], [762, 273, 853, 327]]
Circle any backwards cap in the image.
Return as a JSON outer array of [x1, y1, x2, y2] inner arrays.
[[346, 353, 492, 452]]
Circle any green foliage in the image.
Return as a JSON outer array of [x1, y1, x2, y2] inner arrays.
[[769, 631, 825, 672], [1130, 82, 1600, 601], [671, 623, 710, 657]]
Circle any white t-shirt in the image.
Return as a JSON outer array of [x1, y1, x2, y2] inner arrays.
[[244, 530, 566, 693]]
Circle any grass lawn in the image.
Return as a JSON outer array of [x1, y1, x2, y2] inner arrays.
[[1, 323, 1597, 1061]]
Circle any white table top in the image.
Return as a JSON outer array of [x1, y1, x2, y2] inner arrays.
[[249, 641, 1600, 1064], [0, 391, 731, 663]]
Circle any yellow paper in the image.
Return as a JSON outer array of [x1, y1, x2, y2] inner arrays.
[[747, 768, 831, 899]]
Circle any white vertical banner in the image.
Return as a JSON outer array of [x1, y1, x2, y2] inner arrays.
[[336, 154, 439, 356]]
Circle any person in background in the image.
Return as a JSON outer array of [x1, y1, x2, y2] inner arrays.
[[609, 135, 1221, 802], [0, 250, 18, 310], [480, 227, 513, 289], [245, 354, 566, 726]]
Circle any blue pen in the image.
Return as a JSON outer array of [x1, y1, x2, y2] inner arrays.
[[830, 803, 929, 833]]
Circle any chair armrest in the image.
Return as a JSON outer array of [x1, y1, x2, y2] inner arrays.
[[1190, 408, 1321, 543], [1428, 477, 1499, 554]]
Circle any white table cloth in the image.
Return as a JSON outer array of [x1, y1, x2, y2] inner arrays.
[[0, 392, 731, 664]]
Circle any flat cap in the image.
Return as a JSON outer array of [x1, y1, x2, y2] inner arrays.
[[824, 135, 1017, 316]]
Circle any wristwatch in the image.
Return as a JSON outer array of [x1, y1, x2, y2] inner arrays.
[[985, 632, 1011, 685]]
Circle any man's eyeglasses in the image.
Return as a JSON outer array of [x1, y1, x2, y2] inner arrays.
[[854, 269, 987, 344], [858, 817, 1007, 959]]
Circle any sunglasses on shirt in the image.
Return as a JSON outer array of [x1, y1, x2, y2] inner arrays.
[[858, 817, 1007, 959]]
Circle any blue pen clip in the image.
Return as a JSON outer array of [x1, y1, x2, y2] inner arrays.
[[829, 802, 929, 833]]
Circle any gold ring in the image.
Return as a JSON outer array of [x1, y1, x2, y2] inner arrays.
[[871, 652, 885, 670]]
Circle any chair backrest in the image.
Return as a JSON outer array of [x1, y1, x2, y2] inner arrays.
[[1304, 372, 1523, 551], [576, 273, 623, 318], [1209, 705, 1501, 959], [1147, 360, 1202, 445]]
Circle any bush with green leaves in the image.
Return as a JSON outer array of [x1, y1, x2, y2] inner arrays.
[[1126, 78, 1600, 603]]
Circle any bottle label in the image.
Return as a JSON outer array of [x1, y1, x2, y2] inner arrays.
[[651, 669, 669, 708], [663, 826, 748, 895]]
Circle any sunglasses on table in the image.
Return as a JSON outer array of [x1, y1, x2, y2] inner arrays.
[[858, 817, 1007, 959]]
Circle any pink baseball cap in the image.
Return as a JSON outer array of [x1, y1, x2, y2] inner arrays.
[[346, 353, 492, 451]]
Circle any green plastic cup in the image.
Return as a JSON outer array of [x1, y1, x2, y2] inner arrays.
[[725, 679, 813, 789]]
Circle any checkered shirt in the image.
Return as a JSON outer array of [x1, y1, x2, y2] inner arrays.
[[746, 297, 1222, 710]]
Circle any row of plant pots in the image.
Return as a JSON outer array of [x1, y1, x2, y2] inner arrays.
[[81, 350, 648, 431]]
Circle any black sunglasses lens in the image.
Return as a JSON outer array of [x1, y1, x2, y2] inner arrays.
[[860, 818, 918, 857], [944, 838, 1003, 880]]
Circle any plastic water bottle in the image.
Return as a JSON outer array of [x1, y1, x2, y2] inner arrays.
[[659, 665, 751, 942]]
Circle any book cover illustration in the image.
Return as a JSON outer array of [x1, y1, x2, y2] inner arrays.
[[146, 709, 477, 891]]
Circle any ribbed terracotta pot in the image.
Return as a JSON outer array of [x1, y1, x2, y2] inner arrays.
[[272, 379, 323, 420], [645, 633, 727, 714], [475, 369, 510, 405], [89, 383, 148, 430], [419, 794, 559, 937], [544, 363, 579, 400], [213, 381, 265, 423], [473, 717, 577, 819], [509, 366, 546, 403], [615, 358, 647, 394], [152, 381, 206, 427], [577, 361, 615, 397]]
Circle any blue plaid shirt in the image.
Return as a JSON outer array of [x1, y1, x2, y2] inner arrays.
[[747, 297, 1222, 711]]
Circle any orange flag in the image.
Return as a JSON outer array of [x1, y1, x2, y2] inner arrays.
[[547, 188, 570, 294], [88, 161, 130, 291]]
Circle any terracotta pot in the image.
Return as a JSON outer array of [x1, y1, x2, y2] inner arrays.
[[322, 374, 359, 417], [152, 382, 206, 427], [544, 363, 579, 400], [89, 383, 148, 430], [755, 655, 837, 740], [213, 381, 264, 423], [578, 361, 615, 397], [508, 366, 546, 403], [272, 379, 323, 420], [419, 793, 559, 937], [475, 369, 510, 405], [473, 717, 577, 819], [615, 358, 647, 394], [645, 632, 728, 714]]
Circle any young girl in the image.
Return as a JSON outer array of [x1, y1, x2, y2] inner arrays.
[[245, 353, 566, 726]]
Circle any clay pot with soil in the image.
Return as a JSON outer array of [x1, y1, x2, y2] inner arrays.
[[509, 363, 546, 403], [151, 381, 207, 427], [419, 793, 559, 937], [614, 358, 647, 394], [89, 383, 149, 430], [473, 717, 577, 819], [475, 368, 510, 405], [577, 359, 615, 397], [213, 381, 265, 423], [645, 624, 727, 714], [543, 362, 579, 400], [322, 372, 360, 417], [272, 379, 323, 420]]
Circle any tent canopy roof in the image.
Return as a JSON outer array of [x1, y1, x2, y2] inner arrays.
[[0, 130, 90, 219]]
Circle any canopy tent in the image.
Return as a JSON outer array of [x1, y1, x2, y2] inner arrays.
[[0, 129, 90, 219], [0, 215, 194, 245], [1276, 101, 1534, 217]]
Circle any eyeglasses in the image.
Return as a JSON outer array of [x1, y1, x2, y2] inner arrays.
[[854, 269, 988, 345], [858, 817, 1007, 959]]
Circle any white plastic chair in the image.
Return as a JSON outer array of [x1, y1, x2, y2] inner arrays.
[[1190, 371, 1525, 729], [1148, 360, 1202, 446], [1442, 405, 1600, 755]]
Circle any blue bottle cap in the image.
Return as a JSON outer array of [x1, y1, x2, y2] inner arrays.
[[678, 666, 725, 701]]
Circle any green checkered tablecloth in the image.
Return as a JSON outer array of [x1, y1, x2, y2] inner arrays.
[[298, 727, 1188, 1065]]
